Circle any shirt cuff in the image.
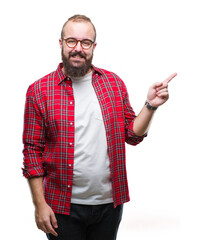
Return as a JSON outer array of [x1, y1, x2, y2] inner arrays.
[[22, 166, 45, 178]]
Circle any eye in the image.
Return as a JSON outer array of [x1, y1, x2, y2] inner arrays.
[[65, 38, 77, 48], [67, 39, 76, 45], [82, 40, 92, 48], [82, 40, 90, 46]]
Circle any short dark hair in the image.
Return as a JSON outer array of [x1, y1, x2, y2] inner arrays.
[[61, 14, 96, 42]]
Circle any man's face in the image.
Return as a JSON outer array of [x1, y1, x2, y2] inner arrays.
[[59, 21, 97, 77]]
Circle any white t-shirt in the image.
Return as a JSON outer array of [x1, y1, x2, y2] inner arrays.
[[70, 71, 113, 205]]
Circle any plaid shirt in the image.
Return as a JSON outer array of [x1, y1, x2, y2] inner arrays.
[[22, 63, 146, 215]]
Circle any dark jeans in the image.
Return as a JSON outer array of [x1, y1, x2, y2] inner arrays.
[[47, 203, 123, 240]]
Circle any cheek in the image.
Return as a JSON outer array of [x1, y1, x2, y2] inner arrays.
[[86, 49, 93, 58], [65, 51, 70, 58], [62, 46, 70, 58]]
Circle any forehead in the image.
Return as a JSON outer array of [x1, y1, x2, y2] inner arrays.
[[63, 21, 95, 40]]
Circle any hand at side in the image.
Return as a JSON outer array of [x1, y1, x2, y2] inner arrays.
[[28, 177, 58, 237], [35, 202, 58, 237]]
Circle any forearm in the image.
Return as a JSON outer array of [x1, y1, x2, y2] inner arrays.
[[133, 105, 156, 136], [28, 177, 46, 207]]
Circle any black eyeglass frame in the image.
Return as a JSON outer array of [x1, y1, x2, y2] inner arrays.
[[63, 38, 95, 49]]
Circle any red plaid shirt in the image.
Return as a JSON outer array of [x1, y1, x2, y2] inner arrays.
[[22, 63, 146, 215]]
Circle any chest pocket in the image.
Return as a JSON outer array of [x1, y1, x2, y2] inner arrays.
[[92, 99, 104, 121]]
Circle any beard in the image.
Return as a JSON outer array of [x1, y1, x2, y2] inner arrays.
[[61, 49, 93, 78]]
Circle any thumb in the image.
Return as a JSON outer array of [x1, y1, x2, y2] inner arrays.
[[50, 211, 58, 229]]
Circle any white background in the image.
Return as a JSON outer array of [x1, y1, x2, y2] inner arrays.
[[0, 0, 197, 239]]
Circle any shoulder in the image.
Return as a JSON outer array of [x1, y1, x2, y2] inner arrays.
[[27, 69, 57, 96], [93, 66, 127, 91], [94, 66, 125, 84]]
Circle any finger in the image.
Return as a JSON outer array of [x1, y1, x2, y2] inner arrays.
[[163, 73, 177, 84], [49, 228, 58, 237], [45, 222, 58, 237], [50, 212, 58, 229], [156, 88, 168, 94], [37, 222, 49, 234], [37, 217, 58, 237], [156, 81, 171, 92], [151, 82, 163, 90], [156, 91, 169, 98]]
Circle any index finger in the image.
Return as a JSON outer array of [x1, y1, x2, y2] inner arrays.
[[163, 73, 177, 84]]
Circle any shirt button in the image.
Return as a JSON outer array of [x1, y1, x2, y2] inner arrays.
[[69, 142, 73, 146], [70, 122, 73, 126], [70, 101, 73, 105], [68, 164, 72, 167], [68, 185, 71, 188]]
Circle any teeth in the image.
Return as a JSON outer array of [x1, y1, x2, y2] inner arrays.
[[70, 54, 85, 59]]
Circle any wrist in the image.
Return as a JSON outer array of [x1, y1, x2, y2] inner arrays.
[[145, 101, 158, 111], [33, 198, 47, 208], [32, 194, 46, 205]]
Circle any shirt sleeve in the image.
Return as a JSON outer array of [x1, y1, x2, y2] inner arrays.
[[123, 84, 147, 145], [22, 85, 46, 178]]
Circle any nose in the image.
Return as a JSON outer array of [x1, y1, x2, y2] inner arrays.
[[74, 41, 83, 51]]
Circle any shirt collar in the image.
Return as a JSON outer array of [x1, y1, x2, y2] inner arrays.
[[91, 65, 103, 76], [56, 63, 66, 85], [56, 63, 102, 85]]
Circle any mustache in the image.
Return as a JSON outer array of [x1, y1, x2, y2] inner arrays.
[[69, 52, 86, 59]]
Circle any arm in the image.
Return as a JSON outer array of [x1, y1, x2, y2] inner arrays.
[[133, 105, 156, 136], [28, 177, 58, 237], [22, 86, 58, 236], [133, 73, 177, 136]]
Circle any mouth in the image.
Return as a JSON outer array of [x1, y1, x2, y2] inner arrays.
[[70, 55, 84, 60], [69, 52, 86, 60]]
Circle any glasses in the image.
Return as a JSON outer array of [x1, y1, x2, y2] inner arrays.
[[63, 38, 94, 49]]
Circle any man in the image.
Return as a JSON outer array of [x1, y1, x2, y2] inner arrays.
[[22, 15, 177, 240]]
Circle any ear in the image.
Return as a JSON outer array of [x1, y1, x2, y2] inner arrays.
[[93, 42, 97, 51], [59, 38, 63, 49]]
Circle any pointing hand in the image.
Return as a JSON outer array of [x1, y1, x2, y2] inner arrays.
[[147, 73, 177, 107]]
